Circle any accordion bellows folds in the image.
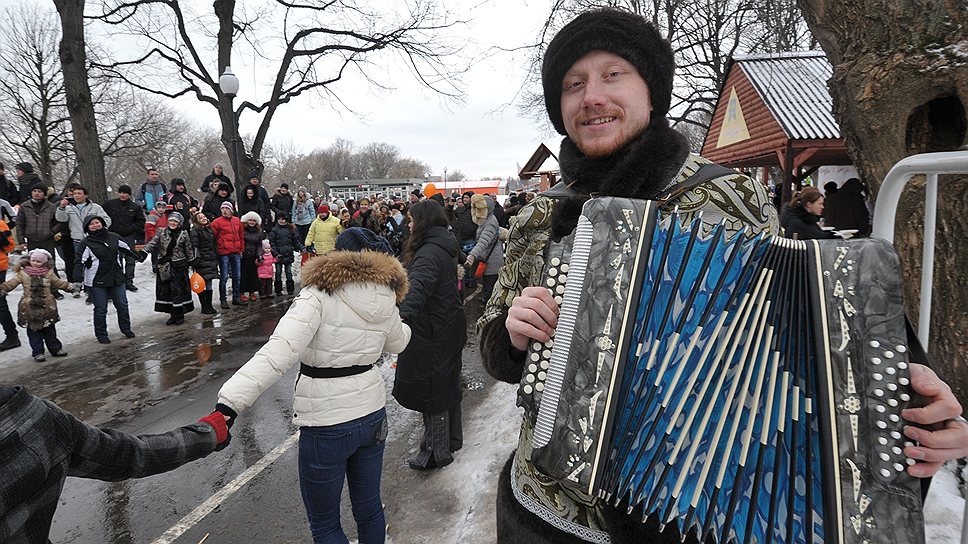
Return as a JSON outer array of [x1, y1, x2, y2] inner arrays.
[[517, 197, 924, 544]]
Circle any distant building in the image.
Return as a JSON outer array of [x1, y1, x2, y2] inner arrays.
[[324, 178, 424, 202]]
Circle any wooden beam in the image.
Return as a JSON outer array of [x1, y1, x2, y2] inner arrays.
[[793, 147, 820, 170]]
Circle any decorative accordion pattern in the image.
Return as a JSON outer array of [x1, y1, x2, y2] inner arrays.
[[518, 197, 924, 544]]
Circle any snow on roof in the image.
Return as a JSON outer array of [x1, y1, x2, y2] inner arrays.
[[733, 51, 841, 140]]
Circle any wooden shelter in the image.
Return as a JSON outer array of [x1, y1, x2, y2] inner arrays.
[[518, 143, 559, 192], [701, 52, 851, 203]]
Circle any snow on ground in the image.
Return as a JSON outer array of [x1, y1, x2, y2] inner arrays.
[[925, 462, 966, 543]]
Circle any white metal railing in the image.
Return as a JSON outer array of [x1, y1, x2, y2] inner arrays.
[[871, 150, 968, 349], [869, 150, 968, 544]]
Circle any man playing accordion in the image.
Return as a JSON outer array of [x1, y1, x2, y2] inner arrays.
[[478, 8, 968, 544]]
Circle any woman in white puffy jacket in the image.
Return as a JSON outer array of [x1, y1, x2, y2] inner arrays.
[[215, 227, 411, 544]]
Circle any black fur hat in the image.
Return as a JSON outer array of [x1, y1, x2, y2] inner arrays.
[[542, 8, 674, 135]]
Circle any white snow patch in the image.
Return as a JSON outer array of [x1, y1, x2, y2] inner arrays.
[[925, 461, 966, 543]]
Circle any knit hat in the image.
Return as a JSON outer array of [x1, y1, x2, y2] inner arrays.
[[262, 239, 271, 251], [429, 193, 446, 207], [168, 211, 184, 225], [410, 189, 422, 198], [462, 191, 474, 200], [240, 211, 262, 225], [220, 201, 234, 211], [335, 227, 392, 254], [28, 248, 51, 263], [30, 181, 48, 195], [280, 183, 289, 190], [317, 203, 330, 215], [155, 201, 169, 210], [276, 213, 289, 222], [542, 8, 674, 134], [15, 162, 33, 174], [117, 184, 132, 195], [172, 178, 186, 187]]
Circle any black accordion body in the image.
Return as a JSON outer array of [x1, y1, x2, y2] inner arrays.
[[517, 197, 924, 544]]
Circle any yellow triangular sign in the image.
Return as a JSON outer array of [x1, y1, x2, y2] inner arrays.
[[716, 87, 751, 148]]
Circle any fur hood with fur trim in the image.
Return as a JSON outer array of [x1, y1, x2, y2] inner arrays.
[[301, 249, 409, 304]]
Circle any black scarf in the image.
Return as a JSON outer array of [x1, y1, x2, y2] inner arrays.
[[550, 117, 690, 241]]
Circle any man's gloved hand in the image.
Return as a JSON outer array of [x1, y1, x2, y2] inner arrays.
[[71, 282, 82, 294], [198, 411, 231, 451], [135, 250, 149, 263]]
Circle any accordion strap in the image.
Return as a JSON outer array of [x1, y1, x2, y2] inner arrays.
[[655, 162, 738, 205]]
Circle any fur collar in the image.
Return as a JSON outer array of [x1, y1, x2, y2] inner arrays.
[[301, 250, 409, 303], [550, 118, 690, 240], [14, 256, 54, 273]]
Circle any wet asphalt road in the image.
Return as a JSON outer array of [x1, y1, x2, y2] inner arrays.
[[1, 290, 514, 544]]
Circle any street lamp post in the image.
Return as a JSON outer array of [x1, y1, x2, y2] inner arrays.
[[219, 67, 241, 192], [307, 172, 313, 194], [443, 167, 447, 197]]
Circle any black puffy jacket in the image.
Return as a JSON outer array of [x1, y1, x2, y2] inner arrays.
[[267, 224, 301, 264], [780, 205, 836, 240], [104, 198, 146, 239], [189, 225, 220, 280]]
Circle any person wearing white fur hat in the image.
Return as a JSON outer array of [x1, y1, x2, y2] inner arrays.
[[239, 211, 264, 302]]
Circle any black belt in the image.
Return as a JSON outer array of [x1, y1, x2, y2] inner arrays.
[[300, 363, 373, 379]]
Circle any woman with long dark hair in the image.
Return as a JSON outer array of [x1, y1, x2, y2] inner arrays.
[[779, 187, 837, 240], [393, 200, 467, 469]]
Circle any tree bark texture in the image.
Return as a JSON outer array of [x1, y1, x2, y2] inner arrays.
[[798, 0, 968, 400], [55, 0, 107, 203]]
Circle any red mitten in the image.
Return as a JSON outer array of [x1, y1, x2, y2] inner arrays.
[[198, 411, 229, 449]]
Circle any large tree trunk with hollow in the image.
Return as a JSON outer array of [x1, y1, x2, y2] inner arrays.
[[798, 0, 968, 401], [54, 0, 107, 203]]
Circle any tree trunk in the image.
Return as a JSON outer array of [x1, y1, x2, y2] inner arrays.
[[54, 0, 107, 203], [798, 0, 968, 400]]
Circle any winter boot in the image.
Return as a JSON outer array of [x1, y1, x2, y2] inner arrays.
[[275, 280, 283, 296], [220, 298, 230, 309], [200, 291, 217, 315], [286, 279, 296, 295], [0, 335, 21, 351], [172, 307, 185, 325]]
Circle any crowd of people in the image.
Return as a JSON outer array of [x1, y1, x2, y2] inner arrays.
[[3, 8, 966, 544]]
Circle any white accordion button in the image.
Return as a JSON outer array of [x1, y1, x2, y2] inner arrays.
[[542, 350, 552, 359], [892, 446, 902, 455], [889, 414, 900, 423], [900, 393, 911, 402], [530, 353, 540, 362], [880, 468, 891, 477], [898, 361, 908, 370], [887, 383, 898, 392], [888, 399, 899, 407], [523, 385, 533, 394], [535, 383, 544, 392], [898, 377, 910, 386], [871, 357, 882, 365], [884, 350, 895, 359], [873, 373, 883, 381], [525, 374, 535, 383], [891, 431, 902, 439], [873, 388, 884, 397], [561, 264, 570, 273], [547, 340, 554, 348], [876, 421, 888, 429], [546, 278, 556, 287], [528, 364, 538, 372], [548, 268, 558, 276], [904, 441, 914, 448], [555, 285, 565, 295], [878, 437, 888, 445], [870, 340, 881, 348], [540, 360, 549, 370], [559, 274, 568, 284], [879, 452, 890, 461], [537, 371, 547, 381], [894, 463, 905, 472], [551, 258, 561, 266], [554, 296, 563, 305], [885, 367, 896, 375], [875, 405, 886, 413], [906, 458, 916, 466], [897, 345, 907, 353]]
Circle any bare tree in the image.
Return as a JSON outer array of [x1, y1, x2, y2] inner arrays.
[[90, 0, 465, 188], [55, 0, 108, 202], [0, 2, 73, 183], [797, 0, 968, 401], [390, 157, 429, 179], [356, 142, 400, 179]]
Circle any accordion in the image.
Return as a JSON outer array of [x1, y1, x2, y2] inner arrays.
[[517, 197, 924, 544]]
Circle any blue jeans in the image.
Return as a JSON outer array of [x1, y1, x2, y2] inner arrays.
[[298, 408, 387, 544], [89, 284, 131, 340], [27, 325, 62, 356], [218, 254, 241, 301]]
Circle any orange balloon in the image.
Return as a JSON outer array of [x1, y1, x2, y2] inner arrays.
[[423, 183, 437, 197]]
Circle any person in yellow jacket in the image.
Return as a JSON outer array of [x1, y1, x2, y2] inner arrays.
[[304, 203, 343, 257]]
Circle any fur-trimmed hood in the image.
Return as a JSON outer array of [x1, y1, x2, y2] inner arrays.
[[470, 194, 494, 225], [13, 255, 54, 273], [301, 249, 409, 304]]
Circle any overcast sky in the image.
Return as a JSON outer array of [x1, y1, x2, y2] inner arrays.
[[165, 0, 559, 180]]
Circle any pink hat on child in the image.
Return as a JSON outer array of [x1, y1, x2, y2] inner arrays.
[[28, 249, 51, 263]]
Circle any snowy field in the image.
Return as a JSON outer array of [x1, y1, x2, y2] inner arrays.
[[2, 252, 964, 542]]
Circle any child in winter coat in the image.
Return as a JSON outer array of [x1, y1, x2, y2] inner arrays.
[[256, 240, 276, 298], [0, 249, 73, 361], [239, 211, 264, 302], [267, 213, 302, 295]]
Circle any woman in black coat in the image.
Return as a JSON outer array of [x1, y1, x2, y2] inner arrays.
[[779, 187, 837, 240], [393, 199, 467, 470], [239, 186, 270, 227], [190, 211, 220, 314]]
